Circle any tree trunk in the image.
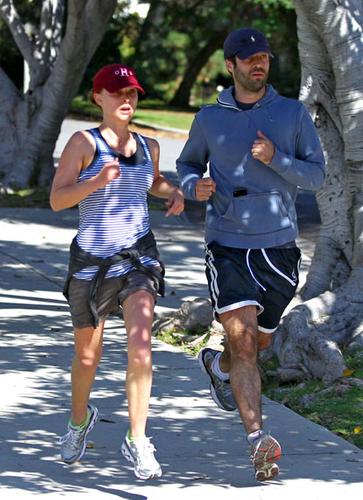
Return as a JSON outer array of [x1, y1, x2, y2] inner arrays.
[[133, 0, 167, 61], [169, 27, 229, 108], [274, 0, 363, 383], [0, 0, 117, 190]]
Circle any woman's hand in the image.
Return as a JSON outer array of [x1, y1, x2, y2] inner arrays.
[[96, 159, 120, 187], [165, 188, 184, 216]]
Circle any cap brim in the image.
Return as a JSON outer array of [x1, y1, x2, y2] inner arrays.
[[97, 81, 145, 95], [235, 48, 274, 60]]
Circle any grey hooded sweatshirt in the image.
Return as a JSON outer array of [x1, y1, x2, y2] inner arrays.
[[176, 85, 325, 249]]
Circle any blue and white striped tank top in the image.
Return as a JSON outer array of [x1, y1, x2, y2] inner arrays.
[[74, 128, 159, 280]]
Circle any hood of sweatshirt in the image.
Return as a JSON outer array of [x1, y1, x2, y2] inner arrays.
[[216, 84, 278, 111]]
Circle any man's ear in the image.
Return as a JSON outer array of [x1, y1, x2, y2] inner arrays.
[[225, 59, 234, 75]]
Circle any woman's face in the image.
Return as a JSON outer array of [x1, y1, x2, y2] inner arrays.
[[94, 86, 138, 122]]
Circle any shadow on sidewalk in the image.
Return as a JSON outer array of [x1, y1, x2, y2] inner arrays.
[[1, 286, 363, 496]]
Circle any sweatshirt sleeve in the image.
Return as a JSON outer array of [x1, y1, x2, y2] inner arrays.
[[176, 116, 209, 200], [268, 104, 326, 191]]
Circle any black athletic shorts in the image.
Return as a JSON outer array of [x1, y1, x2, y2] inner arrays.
[[68, 269, 160, 329], [205, 241, 301, 333]]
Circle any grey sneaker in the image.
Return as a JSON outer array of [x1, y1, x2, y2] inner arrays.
[[198, 347, 237, 411], [250, 433, 281, 481], [60, 404, 98, 464], [121, 434, 162, 480]]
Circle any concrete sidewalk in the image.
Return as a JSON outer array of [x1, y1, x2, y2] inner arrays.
[[0, 207, 363, 499]]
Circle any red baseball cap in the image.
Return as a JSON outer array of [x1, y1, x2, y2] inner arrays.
[[92, 64, 145, 94]]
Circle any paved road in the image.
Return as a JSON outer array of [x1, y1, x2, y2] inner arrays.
[[54, 117, 185, 181]]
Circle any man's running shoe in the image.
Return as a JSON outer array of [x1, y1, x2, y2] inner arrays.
[[198, 347, 237, 411], [250, 433, 281, 481], [121, 434, 162, 480], [60, 404, 98, 464]]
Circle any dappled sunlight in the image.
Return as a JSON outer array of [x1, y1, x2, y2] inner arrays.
[[1, 207, 363, 496]]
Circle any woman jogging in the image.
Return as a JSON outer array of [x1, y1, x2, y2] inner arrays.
[[50, 63, 184, 479]]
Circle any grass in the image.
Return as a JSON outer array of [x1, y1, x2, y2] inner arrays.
[[133, 108, 194, 130], [156, 327, 210, 357], [266, 382, 363, 449], [70, 96, 195, 131], [261, 350, 363, 450], [0, 188, 50, 208]]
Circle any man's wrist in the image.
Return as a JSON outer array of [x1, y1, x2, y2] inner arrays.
[[267, 146, 276, 166]]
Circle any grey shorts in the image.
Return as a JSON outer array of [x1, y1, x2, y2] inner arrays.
[[67, 269, 159, 329]]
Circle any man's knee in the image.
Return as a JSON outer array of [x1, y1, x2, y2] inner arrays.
[[227, 325, 258, 361]]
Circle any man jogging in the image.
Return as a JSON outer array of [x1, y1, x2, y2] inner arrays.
[[177, 27, 325, 481]]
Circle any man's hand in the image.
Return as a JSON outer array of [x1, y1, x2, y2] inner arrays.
[[165, 188, 184, 217], [251, 130, 275, 165], [195, 177, 216, 201]]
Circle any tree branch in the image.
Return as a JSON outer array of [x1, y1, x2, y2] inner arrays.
[[38, 0, 65, 64], [0, 0, 34, 63]]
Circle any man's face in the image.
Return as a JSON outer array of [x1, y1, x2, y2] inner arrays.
[[227, 52, 270, 93]]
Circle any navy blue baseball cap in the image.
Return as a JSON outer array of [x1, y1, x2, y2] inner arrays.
[[223, 28, 273, 60]]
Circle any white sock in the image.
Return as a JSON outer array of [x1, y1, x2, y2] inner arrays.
[[211, 351, 230, 381], [247, 429, 265, 445]]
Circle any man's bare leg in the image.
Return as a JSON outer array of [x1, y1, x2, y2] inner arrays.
[[219, 305, 261, 433]]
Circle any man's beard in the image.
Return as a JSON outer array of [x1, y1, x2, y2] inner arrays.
[[234, 67, 268, 92]]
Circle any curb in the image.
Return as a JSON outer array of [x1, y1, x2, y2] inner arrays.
[[132, 118, 189, 135]]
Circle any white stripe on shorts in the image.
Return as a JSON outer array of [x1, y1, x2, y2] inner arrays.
[[217, 300, 264, 316], [246, 249, 266, 291], [261, 248, 297, 286], [258, 324, 278, 334], [205, 246, 220, 306]]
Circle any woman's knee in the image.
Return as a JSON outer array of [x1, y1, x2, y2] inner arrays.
[[73, 324, 104, 369], [74, 347, 102, 369], [128, 348, 152, 371]]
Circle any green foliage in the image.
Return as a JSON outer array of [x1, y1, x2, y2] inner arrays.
[[156, 327, 210, 356], [69, 96, 102, 119], [254, 0, 294, 9], [126, 0, 300, 103], [1, 0, 300, 103], [0, 188, 50, 207]]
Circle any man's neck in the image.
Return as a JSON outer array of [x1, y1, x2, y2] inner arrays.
[[234, 85, 266, 104]]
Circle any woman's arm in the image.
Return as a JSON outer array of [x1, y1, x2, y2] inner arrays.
[[147, 137, 184, 216], [49, 130, 120, 211]]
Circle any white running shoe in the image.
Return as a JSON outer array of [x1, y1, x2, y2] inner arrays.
[[121, 434, 162, 480], [60, 404, 98, 464]]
